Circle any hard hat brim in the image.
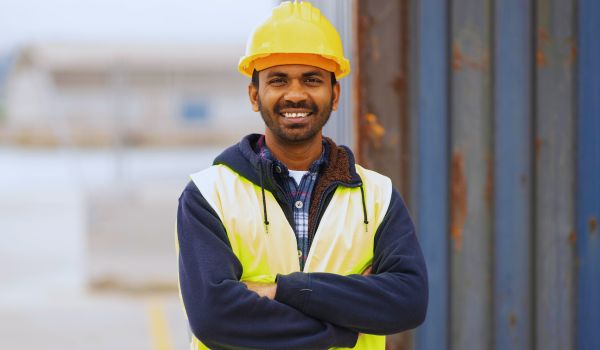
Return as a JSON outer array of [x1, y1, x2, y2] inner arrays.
[[238, 52, 350, 79]]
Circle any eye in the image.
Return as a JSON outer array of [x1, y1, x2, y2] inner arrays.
[[268, 78, 286, 86], [305, 77, 323, 86]]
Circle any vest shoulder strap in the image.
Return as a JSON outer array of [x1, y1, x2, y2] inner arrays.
[[190, 164, 247, 223]]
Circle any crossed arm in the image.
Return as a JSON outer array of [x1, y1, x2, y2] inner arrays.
[[243, 265, 372, 305], [177, 182, 427, 349]]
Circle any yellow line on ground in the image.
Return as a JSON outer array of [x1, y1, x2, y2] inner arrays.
[[147, 299, 174, 350]]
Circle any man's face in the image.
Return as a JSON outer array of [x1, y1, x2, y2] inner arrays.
[[248, 64, 340, 144]]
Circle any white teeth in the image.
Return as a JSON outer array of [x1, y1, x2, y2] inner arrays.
[[283, 112, 309, 118]]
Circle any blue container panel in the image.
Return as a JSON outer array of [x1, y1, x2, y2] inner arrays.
[[493, 0, 533, 349], [415, 0, 449, 349], [577, 0, 600, 349]]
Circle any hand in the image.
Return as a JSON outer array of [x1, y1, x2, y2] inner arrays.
[[243, 281, 277, 300]]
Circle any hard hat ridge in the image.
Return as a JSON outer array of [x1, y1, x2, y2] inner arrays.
[[280, 0, 321, 21]]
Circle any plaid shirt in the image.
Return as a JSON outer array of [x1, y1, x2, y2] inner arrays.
[[257, 136, 328, 269]]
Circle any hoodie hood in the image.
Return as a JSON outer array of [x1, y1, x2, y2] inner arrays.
[[213, 134, 362, 190]]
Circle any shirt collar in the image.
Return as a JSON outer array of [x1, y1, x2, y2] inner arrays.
[[255, 135, 329, 176]]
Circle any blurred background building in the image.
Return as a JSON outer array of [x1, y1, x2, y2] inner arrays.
[[0, 43, 259, 147], [1, 0, 599, 350]]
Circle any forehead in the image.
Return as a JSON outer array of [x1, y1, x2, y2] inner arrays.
[[259, 64, 330, 77]]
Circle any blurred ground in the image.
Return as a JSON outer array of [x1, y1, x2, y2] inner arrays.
[[0, 146, 221, 349]]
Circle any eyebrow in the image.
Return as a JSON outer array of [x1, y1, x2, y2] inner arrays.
[[266, 72, 288, 78], [302, 71, 325, 77], [265, 70, 325, 79]]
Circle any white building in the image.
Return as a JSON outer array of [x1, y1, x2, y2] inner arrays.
[[0, 43, 263, 146]]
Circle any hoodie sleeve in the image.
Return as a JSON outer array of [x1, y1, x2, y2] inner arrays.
[[274, 189, 428, 335], [177, 181, 358, 350]]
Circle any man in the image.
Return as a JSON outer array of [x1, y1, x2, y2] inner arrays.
[[176, 2, 427, 349]]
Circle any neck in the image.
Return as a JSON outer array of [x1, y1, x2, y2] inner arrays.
[[264, 134, 323, 171]]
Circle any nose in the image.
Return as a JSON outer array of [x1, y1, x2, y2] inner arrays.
[[283, 79, 307, 104]]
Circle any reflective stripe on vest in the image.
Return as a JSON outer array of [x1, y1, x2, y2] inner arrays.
[[187, 163, 392, 350]]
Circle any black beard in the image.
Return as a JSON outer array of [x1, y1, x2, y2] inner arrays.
[[257, 96, 334, 143]]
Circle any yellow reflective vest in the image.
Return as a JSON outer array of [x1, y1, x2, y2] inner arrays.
[[186, 162, 393, 350]]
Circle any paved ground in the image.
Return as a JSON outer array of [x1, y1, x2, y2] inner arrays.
[[0, 147, 220, 349], [0, 294, 189, 350]]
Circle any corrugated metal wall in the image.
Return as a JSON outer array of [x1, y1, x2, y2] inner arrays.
[[354, 0, 600, 349]]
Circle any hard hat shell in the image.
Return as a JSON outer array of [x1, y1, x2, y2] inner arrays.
[[238, 1, 350, 79]]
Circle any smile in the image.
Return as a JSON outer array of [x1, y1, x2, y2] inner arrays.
[[281, 112, 311, 119]]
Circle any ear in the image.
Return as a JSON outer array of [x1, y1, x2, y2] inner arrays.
[[331, 82, 341, 111], [248, 84, 259, 112]]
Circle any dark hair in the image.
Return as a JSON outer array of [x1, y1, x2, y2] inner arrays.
[[251, 69, 337, 88]]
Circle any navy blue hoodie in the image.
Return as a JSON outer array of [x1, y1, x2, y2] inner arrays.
[[177, 134, 428, 349]]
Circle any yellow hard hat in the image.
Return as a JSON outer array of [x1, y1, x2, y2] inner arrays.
[[238, 1, 350, 79]]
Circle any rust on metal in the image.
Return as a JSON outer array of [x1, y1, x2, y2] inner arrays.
[[568, 230, 577, 244], [537, 27, 549, 68], [452, 42, 488, 71], [358, 12, 373, 31], [590, 216, 598, 234], [569, 42, 577, 65], [509, 312, 517, 328], [536, 50, 547, 67], [392, 75, 406, 94], [452, 43, 463, 70], [370, 34, 381, 62], [534, 137, 543, 159], [538, 27, 550, 44], [363, 113, 386, 150], [450, 152, 467, 251]]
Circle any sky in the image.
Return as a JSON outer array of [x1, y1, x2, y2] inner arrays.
[[0, 0, 276, 54]]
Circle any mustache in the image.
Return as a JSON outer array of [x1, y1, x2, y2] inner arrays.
[[274, 101, 318, 114]]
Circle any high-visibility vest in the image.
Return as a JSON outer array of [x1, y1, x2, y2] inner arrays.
[[187, 163, 392, 350]]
